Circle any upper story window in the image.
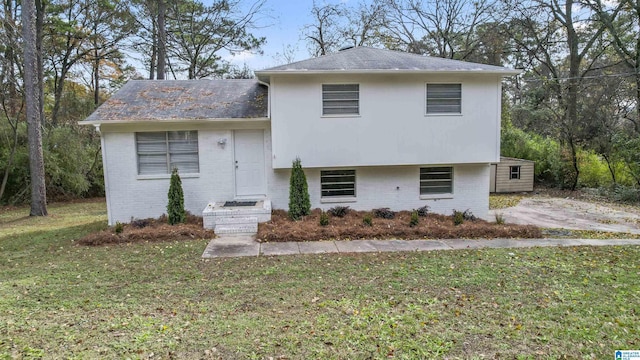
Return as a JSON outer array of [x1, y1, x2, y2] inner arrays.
[[322, 84, 359, 115], [420, 167, 453, 194], [321, 169, 356, 197], [136, 131, 199, 175], [426, 84, 462, 114], [510, 166, 521, 180]]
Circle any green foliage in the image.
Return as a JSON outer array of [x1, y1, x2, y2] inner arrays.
[[167, 168, 186, 225], [416, 205, 429, 217], [319, 211, 329, 226], [288, 158, 311, 220], [114, 221, 124, 234], [328, 206, 350, 217], [0, 123, 104, 204], [578, 151, 614, 188], [409, 211, 419, 227], [363, 213, 373, 227], [452, 210, 464, 226], [373, 208, 396, 219]]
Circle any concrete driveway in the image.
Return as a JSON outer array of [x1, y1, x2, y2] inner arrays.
[[490, 197, 640, 234]]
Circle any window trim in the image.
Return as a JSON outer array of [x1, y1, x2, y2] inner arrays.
[[419, 166, 454, 197], [510, 165, 521, 180], [135, 131, 200, 176], [425, 83, 462, 115], [320, 169, 357, 200], [321, 84, 360, 117]]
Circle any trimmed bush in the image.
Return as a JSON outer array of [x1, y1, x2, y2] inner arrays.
[[462, 209, 477, 221], [319, 211, 329, 226], [373, 207, 396, 219], [363, 213, 373, 226], [288, 158, 311, 220], [452, 210, 464, 226], [114, 222, 124, 234], [409, 211, 419, 227], [167, 168, 186, 225], [416, 205, 429, 217], [328, 206, 350, 217]]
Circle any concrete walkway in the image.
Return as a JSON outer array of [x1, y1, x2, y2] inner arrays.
[[201, 236, 640, 258]]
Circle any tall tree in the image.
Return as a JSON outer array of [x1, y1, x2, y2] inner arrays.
[[156, 0, 166, 79], [303, 1, 346, 56], [166, 0, 266, 79], [22, 0, 48, 216]]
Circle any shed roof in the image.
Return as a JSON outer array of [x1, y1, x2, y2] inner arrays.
[[83, 79, 267, 123], [256, 46, 520, 79]]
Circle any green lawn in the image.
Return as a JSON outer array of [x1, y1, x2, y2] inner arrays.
[[1, 200, 639, 359]]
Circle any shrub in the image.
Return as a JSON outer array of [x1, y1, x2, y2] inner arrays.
[[452, 210, 464, 226], [328, 205, 350, 217], [130, 218, 151, 229], [319, 211, 329, 226], [416, 205, 429, 217], [462, 209, 477, 221], [495, 213, 505, 225], [114, 222, 124, 234], [409, 211, 419, 227], [612, 184, 640, 203], [167, 168, 186, 225], [288, 157, 311, 220], [373, 207, 396, 219], [363, 213, 373, 226]]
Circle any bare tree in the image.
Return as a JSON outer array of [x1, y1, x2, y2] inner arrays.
[[22, 0, 48, 216], [303, 1, 346, 56], [156, 0, 166, 79]]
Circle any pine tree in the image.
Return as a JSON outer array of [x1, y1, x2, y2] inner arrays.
[[167, 168, 185, 225], [288, 157, 311, 220]]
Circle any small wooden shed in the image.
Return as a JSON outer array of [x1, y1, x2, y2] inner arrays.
[[490, 156, 534, 193]]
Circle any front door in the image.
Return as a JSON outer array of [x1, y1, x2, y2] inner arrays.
[[234, 130, 266, 197]]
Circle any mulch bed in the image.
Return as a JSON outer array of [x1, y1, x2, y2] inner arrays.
[[257, 209, 542, 242], [78, 214, 215, 246]]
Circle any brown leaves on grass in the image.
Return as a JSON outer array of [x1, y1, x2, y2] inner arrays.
[[257, 209, 542, 242], [78, 213, 215, 246]]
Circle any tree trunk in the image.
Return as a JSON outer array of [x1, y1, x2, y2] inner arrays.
[[149, 20, 157, 79], [35, 0, 45, 128], [93, 49, 100, 107], [602, 153, 617, 184], [156, 0, 166, 80], [22, 0, 48, 216], [0, 126, 18, 202]]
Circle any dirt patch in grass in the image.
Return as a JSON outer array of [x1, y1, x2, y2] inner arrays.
[[257, 209, 542, 242], [78, 214, 215, 246]]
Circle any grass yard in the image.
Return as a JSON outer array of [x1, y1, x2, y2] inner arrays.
[[1, 200, 640, 359]]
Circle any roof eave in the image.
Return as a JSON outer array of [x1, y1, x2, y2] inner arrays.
[[79, 117, 271, 126], [255, 69, 522, 77]]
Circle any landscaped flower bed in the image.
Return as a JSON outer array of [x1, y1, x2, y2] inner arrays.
[[78, 214, 215, 246], [257, 208, 542, 242]]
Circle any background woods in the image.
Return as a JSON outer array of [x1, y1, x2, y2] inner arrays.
[[1, 0, 639, 207]]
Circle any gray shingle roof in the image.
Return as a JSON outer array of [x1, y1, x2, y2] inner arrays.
[[256, 46, 518, 75], [83, 79, 267, 123]]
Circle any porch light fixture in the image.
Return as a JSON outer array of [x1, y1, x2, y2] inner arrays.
[[217, 138, 227, 148]]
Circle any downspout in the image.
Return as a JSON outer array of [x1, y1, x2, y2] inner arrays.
[[94, 123, 113, 226], [258, 80, 270, 119]]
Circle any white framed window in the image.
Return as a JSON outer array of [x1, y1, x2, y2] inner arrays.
[[321, 169, 356, 197], [510, 166, 521, 180], [136, 131, 199, 175], [322, 84, 359, 115], [426, 84, 462, 114], [420, 167, 453, 194]]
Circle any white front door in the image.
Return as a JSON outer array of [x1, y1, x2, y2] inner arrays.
[[234, 130, 266, 197]]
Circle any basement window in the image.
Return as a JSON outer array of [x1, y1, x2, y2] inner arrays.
[[420, 167, 453, 194], [321, 169, 356, 197]]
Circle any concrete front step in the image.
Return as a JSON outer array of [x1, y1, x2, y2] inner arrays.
[[214, 223, 258, 234]]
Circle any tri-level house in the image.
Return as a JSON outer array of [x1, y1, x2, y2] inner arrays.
[[82, 47, 519, 231]]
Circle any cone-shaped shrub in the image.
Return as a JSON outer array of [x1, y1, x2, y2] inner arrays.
[[167, 168, 186, 225], [288, 157, 311, 220]]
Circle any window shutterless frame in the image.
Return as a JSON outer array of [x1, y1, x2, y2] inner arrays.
[[510, 165, 521, 180], [321, 169, 356, 197], [136, 131, 199, 175], [420, 167, 453, 195], [426, 83, 462, 114], [322, 84, 359, 116]]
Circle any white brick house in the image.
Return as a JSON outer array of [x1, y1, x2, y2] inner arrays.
[[82, 47, 519, 226]]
